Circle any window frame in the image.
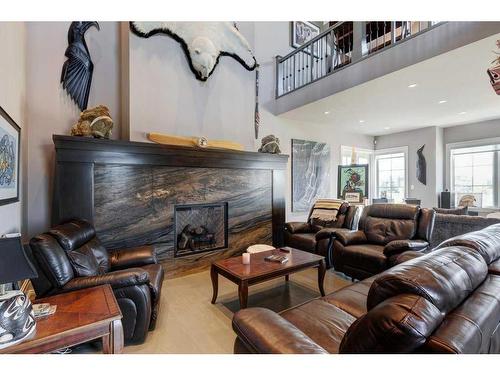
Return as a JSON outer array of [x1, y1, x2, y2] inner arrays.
[[340, 145, 375, 198], [446, 137, 500, 209], [374, 146, 409, 203]]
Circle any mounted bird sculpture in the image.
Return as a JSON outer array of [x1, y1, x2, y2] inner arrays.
[[416, 144, 427, 185], [61, 21, 100, 111]]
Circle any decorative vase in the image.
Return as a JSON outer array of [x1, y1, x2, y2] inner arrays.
[[0, 290, 36, 349], [487, 66, 500, 95]]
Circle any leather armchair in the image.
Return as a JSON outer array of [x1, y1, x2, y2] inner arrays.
[[284, 204, 358, 267], [28, 219, 164, 345], [332, 204, 435, 280]]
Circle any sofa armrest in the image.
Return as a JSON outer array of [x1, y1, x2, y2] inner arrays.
[[336, 230, 367, 246], [488, 259, 500, 276], [62, 268, 149, 292], [315, 228, 348, 242], [284, 222, 312, 234], [383, 239, 429, 257], [109, 245, 157, 270], [232, 308, 327, 354], [388, 250, 426, 267]]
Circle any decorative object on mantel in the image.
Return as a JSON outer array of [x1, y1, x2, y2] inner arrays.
[[292, 139, 330, 212], [61, 22, 100, 111], [130, 22, 257, 81], [337, 164, 368, 203], [458, 193, 482, 208], [0, 106, 20, 206], [70, 105, 113, 139], [258, 134, 281, 154], [148, 132, 244, 151], [487, 39, 500, 95], [416, 144, 427, 185]]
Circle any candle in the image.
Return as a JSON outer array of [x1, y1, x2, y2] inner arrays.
[[242, 253, 251, 264]]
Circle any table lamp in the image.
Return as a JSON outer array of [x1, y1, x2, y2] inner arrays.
[[0, 236, 38, 349]]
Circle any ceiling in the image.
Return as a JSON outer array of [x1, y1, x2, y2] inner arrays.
[[280, 33, 500, 136]]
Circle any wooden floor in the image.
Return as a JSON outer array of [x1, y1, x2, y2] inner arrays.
[[123, 267, 351, 354]]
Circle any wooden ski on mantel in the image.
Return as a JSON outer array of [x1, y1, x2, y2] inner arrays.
[[147, 132, 244, 151]]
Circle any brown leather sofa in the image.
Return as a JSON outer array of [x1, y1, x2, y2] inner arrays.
[[284, 204, 358, 267], [232, 242, 500, 353], [27, 219, 164, 345], [332, 204, 435, 280]]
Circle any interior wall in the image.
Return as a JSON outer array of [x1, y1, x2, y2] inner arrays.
[[0, 22, 26, 236], [127, 21, 374, 222], [25, 22, 121, 238], [375, 126, 440, 208]]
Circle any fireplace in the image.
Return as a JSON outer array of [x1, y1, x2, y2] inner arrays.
[[174, 202, 228, 257]]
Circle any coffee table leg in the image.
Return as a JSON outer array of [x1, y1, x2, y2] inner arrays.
[[318, 259, 326, 297], [238, 281, 248, 309], [103, 319, 123, 354], [285, 275, 290, 282], [210, 265, 218, 304]]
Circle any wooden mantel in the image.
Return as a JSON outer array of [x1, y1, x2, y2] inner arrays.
[[52, 135, 289, 270]]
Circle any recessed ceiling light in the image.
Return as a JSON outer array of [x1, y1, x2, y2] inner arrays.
[[459, 111, 467, 115], [359, 120, 365, 123], [438, 100, 447, 104], [408, 83, 418, 88], [384, 126, 391, 130], [324, 111, 330, 115]]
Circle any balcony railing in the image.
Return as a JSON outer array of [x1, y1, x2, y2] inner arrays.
[[276, 21, 440, 98]]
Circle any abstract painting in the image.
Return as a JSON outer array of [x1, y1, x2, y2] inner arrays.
[[291, 139, 330, 212], [337, 164, 369, 203], [0, 107, 20, 206], [291, 21, 320, 49]]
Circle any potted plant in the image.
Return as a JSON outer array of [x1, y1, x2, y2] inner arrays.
[[487, 40, 500, 95]]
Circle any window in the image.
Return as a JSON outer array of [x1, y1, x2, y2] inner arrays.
[[340, 146, 372, 165], [375, 150, 407, 203], [450, 144, 499, 208]]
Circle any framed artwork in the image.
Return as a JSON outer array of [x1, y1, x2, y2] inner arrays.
[[291, 21, 320, 49], [0, 106, 20, 206], [337, 164, 369, 203], [291, 139, 331, 212]]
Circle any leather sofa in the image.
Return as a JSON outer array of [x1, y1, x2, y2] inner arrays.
[[284, 204, 358, 267], [332, 204, 435, 280], [232, 242, 500, 353], [27, 219, 164, 345]]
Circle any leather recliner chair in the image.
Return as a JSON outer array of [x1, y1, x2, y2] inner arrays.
[[332, 204, 435, 280], [28, 219, 164, 345], [284, 203, 358, 266]]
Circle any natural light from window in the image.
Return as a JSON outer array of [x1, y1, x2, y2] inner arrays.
[[375, 152, 406, 203]]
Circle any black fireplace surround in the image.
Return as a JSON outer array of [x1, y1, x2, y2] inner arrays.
[[51, 135, 288, 276]]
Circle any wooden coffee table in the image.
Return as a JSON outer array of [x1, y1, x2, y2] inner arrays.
[[0, 284, 123, 354], [210, 247, 326, 309]]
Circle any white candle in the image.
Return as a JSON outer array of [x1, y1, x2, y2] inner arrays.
[[242, 253, 251, 264]]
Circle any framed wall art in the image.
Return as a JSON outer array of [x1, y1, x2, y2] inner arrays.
[[0, 106, 20, 206], [337, 164, 368, 203], [291, 139, 331, 212], [291, 21, 320, 49]]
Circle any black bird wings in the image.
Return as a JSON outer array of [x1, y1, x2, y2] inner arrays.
[[60, 22, 99, 111]]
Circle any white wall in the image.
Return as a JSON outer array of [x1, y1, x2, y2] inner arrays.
[[0, 23, 26, 236], [25, 22, 121, 238], [127, 21, 374, 222], [375, 126, 440, 208]]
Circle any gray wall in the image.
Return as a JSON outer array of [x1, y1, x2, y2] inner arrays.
[[25, 22, 121, 238], [443, 118, 500, 145], [0, 23, 26, 236], [375, 126, 441, 208]]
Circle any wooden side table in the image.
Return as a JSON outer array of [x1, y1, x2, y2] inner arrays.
[[0, 284, 123, 354]]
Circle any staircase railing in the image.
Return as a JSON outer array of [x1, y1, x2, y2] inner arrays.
[[276, 21, 440, 98]]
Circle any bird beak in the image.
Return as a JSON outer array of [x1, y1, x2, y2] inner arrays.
[[82, 21, 100, 33]]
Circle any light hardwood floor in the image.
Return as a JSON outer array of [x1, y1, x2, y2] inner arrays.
[[124, 268, 351, 354]]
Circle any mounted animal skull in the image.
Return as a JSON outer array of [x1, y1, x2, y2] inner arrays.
[[130, 22, 257, 81]]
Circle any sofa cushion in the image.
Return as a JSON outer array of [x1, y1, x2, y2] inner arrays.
[[433, 206, 468, 215], [49, 219, 96, 251], [334, 243, 387, 276], [367, 246, 488, 313], [322, 276, 375, 318], [67, 245, 100, 277], [435, 223, 500, 265], [424, 275, 500, 353], [339, 294, 443, 353], [489, 259, 500, 276], [280, 298, 357, 353], [285, 232, 316, 253]]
